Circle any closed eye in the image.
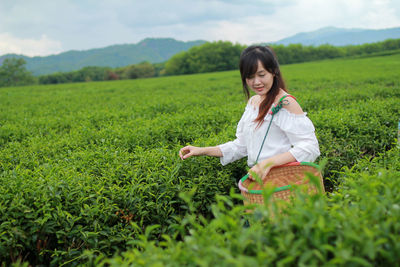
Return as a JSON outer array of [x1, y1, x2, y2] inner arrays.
[[257, 71, 266, 76]]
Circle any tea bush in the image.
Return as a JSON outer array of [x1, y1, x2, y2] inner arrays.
[[99, 146, 400, 266], [1, 53, 399, 265]]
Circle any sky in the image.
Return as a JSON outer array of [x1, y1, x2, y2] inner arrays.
[[0, 0, 399, 57]]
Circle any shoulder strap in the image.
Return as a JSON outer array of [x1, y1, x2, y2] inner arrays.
[[279, 94, 296, 102], [270, 94, 297, 115], [255, 94, 297, 163]]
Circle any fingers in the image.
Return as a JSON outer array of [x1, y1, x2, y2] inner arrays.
[[179, 146, 193, 160], [179, 146, 187, 160], [248, 173, 255, 180], [182, 151, 192, 160], [248, 165, 260, 180], [248, 164, 270, 181]]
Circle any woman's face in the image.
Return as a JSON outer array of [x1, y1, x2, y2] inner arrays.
[[246, 60, 274, 99]]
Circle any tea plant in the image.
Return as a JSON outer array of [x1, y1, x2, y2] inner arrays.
[[98, 146, 400, 266], [0, 53, 399, 265]]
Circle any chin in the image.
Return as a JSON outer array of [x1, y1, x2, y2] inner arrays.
[[257, 91, 268, 96]]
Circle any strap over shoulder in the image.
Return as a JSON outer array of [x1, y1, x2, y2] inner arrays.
[[270, 94, 297, 115], [278, 94, 296, 102], [256, 94, 297, 162]]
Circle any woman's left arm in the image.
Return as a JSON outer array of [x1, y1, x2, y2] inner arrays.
[[249, 151, 296, 180], [282, 97, 320, 163], [249, 96, 320, 180]]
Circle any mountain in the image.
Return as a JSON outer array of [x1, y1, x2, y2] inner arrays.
[[2, 27, 399, 76], [274, 26, 400, 46], [0, 38, 206, 76]]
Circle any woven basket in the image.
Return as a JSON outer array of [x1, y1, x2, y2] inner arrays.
[[238, 162, 324, 206]]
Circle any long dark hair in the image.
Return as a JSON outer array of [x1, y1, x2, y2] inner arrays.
[[239, 45, 287, 126]]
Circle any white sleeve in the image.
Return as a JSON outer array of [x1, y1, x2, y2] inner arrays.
[[275, 110, 320, 162], [287, 131, 320, 162], [218, 109, 249, 166]]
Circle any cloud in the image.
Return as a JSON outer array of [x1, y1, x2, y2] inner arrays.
[[110, 0, 280, 28], [0, 0, 289, 49], [0, 0, 399, 56], [270, 0, 400, 34], [99, 0, 294, 44], [0, 33, 63, 57]]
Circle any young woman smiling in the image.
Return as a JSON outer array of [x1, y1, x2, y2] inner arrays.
[[179, 45, 320, 180]]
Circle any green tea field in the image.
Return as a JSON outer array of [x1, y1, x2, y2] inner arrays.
[[1, 53, 399, 266]]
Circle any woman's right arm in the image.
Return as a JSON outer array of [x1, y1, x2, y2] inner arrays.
[[179, 145, 222, 160]]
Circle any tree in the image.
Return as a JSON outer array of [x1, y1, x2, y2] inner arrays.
[[164, 41, 245, 75], [0, 58, 36, 87], [119, 62, 155, 79]]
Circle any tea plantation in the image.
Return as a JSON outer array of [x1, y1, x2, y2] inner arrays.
[[1, 53, 399, 266]]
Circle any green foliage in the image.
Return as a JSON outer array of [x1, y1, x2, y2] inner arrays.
[[99, 146, 400, 267], [272, 38, 400, 64], [165, 41, 246, 75], [272, 43, 344, 64], [0, 58, 36, 87], [0, 54, 399, 265], [39, 62, 157, 85], [38, 66, 112, 84], [116, 62, 155, 79], [165, 38, 400, 76]]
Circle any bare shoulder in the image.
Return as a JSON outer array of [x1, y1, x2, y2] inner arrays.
[[248, 95, 261, 107], [282, 96, 304, 114]]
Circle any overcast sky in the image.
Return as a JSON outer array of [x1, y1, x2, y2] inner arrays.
[[1, 0, 399, 57]]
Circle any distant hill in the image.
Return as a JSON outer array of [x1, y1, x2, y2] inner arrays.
[[2, 27, 400, 76], [274, 26, 400, 46], [0, 38, 206, 76]]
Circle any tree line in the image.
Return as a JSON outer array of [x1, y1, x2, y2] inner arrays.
[[1, 38, 399, 87], [164, 38, 400, 75], [38, 62, 162, 85]]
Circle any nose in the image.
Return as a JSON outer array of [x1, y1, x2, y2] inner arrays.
[[253, 76, 261, 85]]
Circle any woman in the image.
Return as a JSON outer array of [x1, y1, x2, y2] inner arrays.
[[179, 45, 320, 180]]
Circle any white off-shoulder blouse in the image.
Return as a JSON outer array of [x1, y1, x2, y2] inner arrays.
[[218, 96, 320, 167]]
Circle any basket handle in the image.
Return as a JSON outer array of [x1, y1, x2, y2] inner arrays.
[[238, 176, 303, 193]]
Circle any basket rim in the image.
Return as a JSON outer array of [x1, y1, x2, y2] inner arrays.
[[238, 161, 320, 194]]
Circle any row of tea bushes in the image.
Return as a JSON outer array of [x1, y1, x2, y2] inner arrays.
[[311, 97, 398, 190], [1, 53, 399, 265], [99, 146, 400, 266], [0, 144, 245, 265]]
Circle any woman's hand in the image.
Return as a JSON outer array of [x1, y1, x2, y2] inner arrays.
[[179, 146, 223, 160], [248, 152, 297, 181], [248, 162, 272, 181], [179, 146, 203, 160]]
